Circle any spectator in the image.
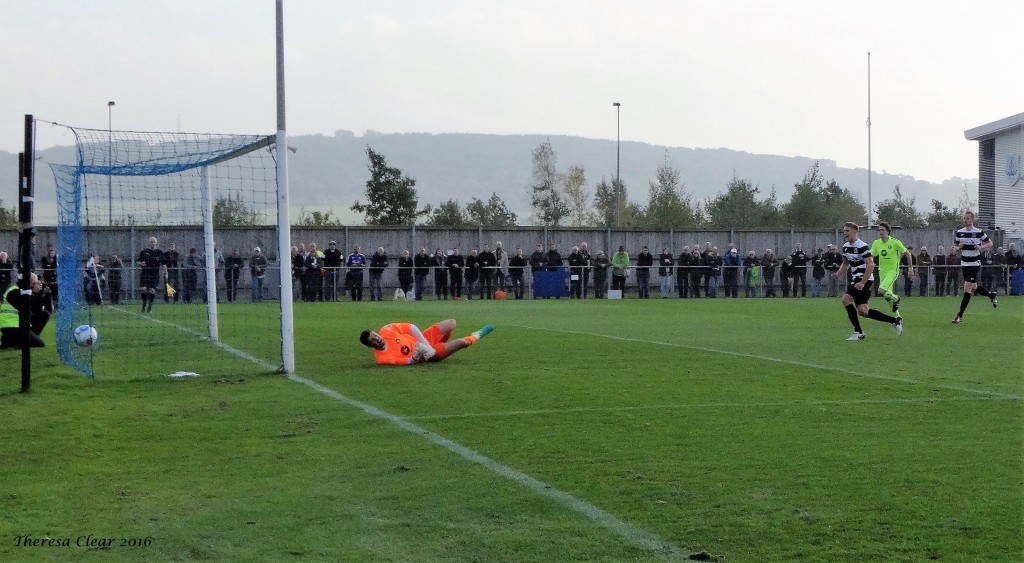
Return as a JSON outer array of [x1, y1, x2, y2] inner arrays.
[[1007, 243, 1022, 272], [579, 242, 593, 298], [658, 247, 675, 299], [946, 246, 961, 296], [529, 243, 547, 274], [1, 272, 47, 348], [900, 246, 915, 297], [592, 250, 610, 298], [689, 247, 704, 298], [225, 248, 244, 303], [991, 246, 1007, 293], [723, 248, 741, 298], [824, 243, 843, 297], [635, 245, 653, 299], [611, 245, 629, 293], [980, 247, 996, 291], [546, 242, 563, 272], [700, 242, 713, 296], [464, 248, 480, 300], [567, 245, 586, 299], [212, 243, 225, 302], [916, 246, 932, 296], [40, 247, 58, 307], [304, 243, 323, 302], [182, 249, 199, 304], [0, 251, 13, 292], [761, 248, 778, 298], [413, 247, 430, 301], [430, 248, 448, 300], [705, 246, 722, 298], [676, 246, 692, 298], [447, 247, 465, 299], [791, 243, 809, 297], [108, 254, 124, 305], [508, 247, 527, 299], [933, 245, 947, 296], [84, 253, 104, 305], [290, 246, 304, 302], [494, 241, 508, 291], [323, 240, 344, 301], [344, 244, 364, 302], [811, 248, 826, 298], [368, 246, 389, 302], [780, 256, 793, 297], [478, 244, 497, 299], [745, 249, 761, 298], [250, 247, 267, 303], [397, 250, 414, 296]]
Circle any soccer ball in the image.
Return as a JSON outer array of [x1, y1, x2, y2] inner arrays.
[[73, 324, 98, 347]]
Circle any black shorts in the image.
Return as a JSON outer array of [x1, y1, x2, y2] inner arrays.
[[845, 279, 874, 306], [140, 270, 159, 289], [961, 265, 979, 284]]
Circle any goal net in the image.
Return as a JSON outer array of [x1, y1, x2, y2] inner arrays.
[[47, 125, 284, 378]]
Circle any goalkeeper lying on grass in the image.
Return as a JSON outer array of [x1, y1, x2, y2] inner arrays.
[[359, 319, 493, 365]]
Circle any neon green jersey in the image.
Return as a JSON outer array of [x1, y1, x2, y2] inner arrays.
[[870, 237, 907, 275]]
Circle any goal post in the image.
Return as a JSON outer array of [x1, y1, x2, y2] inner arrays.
[[44, 122, 293, 379]]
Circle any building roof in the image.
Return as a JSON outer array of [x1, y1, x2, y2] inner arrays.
[[964, 112, 1024, 140]]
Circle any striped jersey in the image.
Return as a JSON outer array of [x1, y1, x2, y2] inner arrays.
[[842, 238, 873, 282], [954, 226, 989, 266]]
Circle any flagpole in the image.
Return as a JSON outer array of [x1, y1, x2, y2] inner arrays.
[[866, 51, 872, 227]]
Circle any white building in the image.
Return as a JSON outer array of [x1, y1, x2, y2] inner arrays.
[[964, 112, 1024, 239]]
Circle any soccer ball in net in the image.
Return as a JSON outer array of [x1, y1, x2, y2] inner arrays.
[[73, 325, 99, 347]]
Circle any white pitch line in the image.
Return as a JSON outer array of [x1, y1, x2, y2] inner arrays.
[[403, 395, 1019, 421], [111, 309, 689, 560], [509, 324, 1024, 401]]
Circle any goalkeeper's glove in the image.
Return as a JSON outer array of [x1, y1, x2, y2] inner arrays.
[[414, 341, 436, 362]]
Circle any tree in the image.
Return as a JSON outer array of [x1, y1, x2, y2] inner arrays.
[[563, 164, 596, 227], [213, 192, 263, 227], [593, 177, 631, 228], [926, 199, 961, 229], [528, 141, 568, 226], [703, 178, 781, 228], [874, 185, 925, 228], [783, 162, 866, 228], [351, 146, 429, 226], [643, 156, 697, 229], [0, 198, 17, 229], [426, 199, 469, 228], [296, 207, 343, 228], [466, 193, 518, 227]]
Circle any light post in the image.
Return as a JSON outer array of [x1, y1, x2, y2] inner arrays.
[[107, 100, 115, 225], [612, 102, 621, 228]]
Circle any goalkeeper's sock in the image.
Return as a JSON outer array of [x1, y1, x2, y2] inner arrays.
[[462, 335, 478, 346], [472, 324, 494, 339]]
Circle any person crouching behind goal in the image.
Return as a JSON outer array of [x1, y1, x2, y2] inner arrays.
[[360, 319, 493, 365]]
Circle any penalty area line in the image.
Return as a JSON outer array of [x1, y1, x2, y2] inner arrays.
[[510, 324, 1023, 401], [114, 307, 690, 560]]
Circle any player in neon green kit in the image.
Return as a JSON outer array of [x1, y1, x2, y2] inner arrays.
[[870, 221, 914, 315]]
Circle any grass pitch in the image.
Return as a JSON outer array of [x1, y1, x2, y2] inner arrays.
[[1, 295, 1021, 561]]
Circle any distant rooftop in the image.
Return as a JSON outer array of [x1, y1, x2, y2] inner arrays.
[[964, 112, 1024, 140]]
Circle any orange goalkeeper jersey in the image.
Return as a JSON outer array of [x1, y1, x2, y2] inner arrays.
[[373, 322, 420, 365]]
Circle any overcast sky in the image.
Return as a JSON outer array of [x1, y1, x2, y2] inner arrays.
[[3, 0, 1021, 184]]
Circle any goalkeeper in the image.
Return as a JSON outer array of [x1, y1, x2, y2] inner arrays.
[[870, 221, 914, 315], [359, 319, 493, 365]]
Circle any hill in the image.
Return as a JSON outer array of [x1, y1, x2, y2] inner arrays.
[[2, 130, 974, 225]]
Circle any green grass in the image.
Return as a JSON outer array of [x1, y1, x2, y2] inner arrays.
[[2, 295, 1021, 561]]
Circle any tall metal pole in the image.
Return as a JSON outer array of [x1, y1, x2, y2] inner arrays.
[[108, 100, 115, 225], [19, 115, 35, 392], [613, 102, 621, 228], [276, 0, 295, 374], [866, 52, 872, 227]]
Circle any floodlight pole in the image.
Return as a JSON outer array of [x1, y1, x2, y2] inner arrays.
[[108, 100, 115, 226], [866, 52, 872, 228], [613, 102, 621, 228], [276, 0, 295, 374], [19, 115, 35, 393]]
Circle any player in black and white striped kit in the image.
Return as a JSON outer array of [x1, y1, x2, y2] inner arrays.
[[833, 222, 903, 340], [951, 210, 997, 324]]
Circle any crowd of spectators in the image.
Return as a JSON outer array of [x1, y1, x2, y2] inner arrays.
[[3, 240, 1021, 305]]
